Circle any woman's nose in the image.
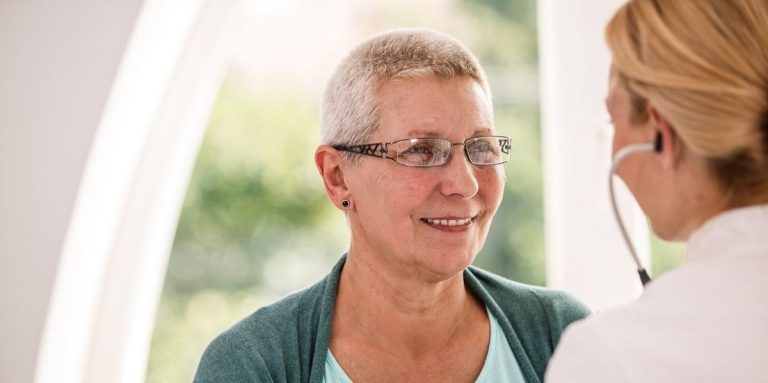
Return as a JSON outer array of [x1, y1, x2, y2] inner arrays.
[[439, 147, 480, 198]]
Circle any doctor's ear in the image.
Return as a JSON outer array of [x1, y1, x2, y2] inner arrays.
[[649, 107, 678, 169]]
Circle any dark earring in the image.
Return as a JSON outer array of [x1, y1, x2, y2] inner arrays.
[[341, 199, 350, 208]]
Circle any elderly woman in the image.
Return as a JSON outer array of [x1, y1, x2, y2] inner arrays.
[[546, 1, 768, 382], [194, 28, 588, 383]]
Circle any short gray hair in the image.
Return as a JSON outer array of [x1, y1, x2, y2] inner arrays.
[[320, 28, 491, 158]]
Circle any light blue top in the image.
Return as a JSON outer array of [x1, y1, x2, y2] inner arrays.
[[323, 308, 525, 382]]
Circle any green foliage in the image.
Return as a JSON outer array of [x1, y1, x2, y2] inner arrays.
[[147, 76, 350, 383], [165, 78, 344, 294], [457, 0, 538, 65], [473, 107, 545, 285]]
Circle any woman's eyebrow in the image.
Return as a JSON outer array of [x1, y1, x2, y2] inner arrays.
[[472, 127, 493, 136], [404, 129, 441, 138]]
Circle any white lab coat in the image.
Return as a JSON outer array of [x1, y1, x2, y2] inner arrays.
[[546, 204, 768, 383]]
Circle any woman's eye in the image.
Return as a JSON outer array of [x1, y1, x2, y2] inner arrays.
[[401, 145, 434, 158], [468, 140, 493, 153], [400, 144, 438, 165], [407, 145, 433, 154]]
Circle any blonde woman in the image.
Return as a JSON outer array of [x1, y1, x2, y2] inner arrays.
[[546, 1, 768, 382]]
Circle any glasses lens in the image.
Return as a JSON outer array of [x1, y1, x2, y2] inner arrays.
[[466, 136, 511, 165], [393, 138, 451, 167]]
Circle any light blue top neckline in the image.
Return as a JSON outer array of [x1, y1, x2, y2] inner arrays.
[[323, 307, 525, 382]]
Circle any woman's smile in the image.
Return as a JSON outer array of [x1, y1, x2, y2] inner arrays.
[[420, 216, 476, 232]]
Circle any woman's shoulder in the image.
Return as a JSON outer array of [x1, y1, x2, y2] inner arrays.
[[193, 272, 336, 382], [466, 266, 590, 323]]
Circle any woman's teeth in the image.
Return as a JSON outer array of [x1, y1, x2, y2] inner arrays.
[[424, 218, 472, 226]]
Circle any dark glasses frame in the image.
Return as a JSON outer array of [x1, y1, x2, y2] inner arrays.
[[332, 136, 511, 167]]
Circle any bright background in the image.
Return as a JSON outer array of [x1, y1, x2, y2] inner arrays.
[[145, 0, 683, 382], [0, 1, 687, 382]]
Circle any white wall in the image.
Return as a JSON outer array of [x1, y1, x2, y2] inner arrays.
[[0, 1, 242, 382], [539, 0, 651, 310], [0, 3, 144, 381]]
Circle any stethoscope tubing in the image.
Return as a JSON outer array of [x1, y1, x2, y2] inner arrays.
[[609, 142, 655, 286]]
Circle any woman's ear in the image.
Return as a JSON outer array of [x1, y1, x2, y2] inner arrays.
[[649, 106, 678, 170], [315, 145, 351, 209]]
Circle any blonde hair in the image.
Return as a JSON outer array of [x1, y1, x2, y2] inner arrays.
[[606, 0, 768, 205], [320, 28, 491, 160]]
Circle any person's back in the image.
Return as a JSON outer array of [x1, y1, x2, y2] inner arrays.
[[546, 0, 768, 381], [548, 206, 768, 382]]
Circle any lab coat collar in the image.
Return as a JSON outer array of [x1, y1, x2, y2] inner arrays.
[[685, 203, 768, 263]]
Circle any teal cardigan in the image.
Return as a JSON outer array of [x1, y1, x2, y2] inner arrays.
[[194, 256, 589, 382]]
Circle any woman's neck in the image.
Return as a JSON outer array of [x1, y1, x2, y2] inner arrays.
[[332, 250, 484, 358]]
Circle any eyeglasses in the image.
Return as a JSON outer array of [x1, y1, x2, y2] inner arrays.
[[332, 136, 511, 167]]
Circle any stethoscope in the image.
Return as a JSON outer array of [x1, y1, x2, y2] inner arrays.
[[608, 132, 662, 287]]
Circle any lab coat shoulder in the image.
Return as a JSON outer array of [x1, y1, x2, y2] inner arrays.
[[544, 312, 631, 383]]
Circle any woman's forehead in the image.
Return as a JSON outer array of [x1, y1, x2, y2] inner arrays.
[[373, 77, 494, 139]]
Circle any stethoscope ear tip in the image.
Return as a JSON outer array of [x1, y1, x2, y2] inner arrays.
[[639, 268, 652, 287], [654, 132, 663, 153]]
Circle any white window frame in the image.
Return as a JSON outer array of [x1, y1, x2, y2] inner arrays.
[[539, 0, 650, 310]]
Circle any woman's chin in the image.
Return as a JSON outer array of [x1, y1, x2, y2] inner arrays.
[[413, 250, 476, 280]]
